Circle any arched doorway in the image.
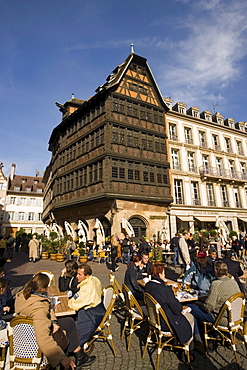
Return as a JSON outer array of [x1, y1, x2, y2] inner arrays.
[[128, 217, 147, 241], [95, 217, 111, 241]]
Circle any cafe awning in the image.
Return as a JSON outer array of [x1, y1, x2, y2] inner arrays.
[[194, 216, 216, 222], [238, 217, 247, 222], [177, 216, 194, 222]]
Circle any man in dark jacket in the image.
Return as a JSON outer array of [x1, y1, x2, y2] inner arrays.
[[169, 233, 180, 266], [122, 235, 131, 264], [221, 250, 245, 294]]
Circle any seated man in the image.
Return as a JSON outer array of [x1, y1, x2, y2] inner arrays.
[[68, 263, 105, 349], [182, 250, 215, 294], [137, 253, 152, 279], [188, 261, 240, 336], [206, 247, 217, 267], [221, 250, 245, 294]]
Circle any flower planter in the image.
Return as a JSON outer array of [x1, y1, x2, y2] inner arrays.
[[50, 253, 57, 261], [56, 253, 65, 262], [41, 251, 49, 260], [79, 256, 88, 263]]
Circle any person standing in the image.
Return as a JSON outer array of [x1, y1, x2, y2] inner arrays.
[[170, 233, 180, 267], [28, 235, 39, 263], [122, 235, 131, 264], [178, 230, 191, 271], [110, 235, 119, 272], [6, 234, 15, 262], [0, 236, 6, 259]]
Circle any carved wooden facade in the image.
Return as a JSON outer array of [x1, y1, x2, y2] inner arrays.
[[42, 53, 172, 239]]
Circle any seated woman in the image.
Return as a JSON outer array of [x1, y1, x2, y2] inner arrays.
[[124, 255, 144, 301], [59, 260, 79, 297], [145, 264, 194, 348], [15, 273, 95, 370]]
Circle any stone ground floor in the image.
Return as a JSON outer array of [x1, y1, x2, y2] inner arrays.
[[4, 250, 247, 370]]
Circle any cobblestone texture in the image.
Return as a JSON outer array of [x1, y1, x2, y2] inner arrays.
[[4, 250, 247, 370]]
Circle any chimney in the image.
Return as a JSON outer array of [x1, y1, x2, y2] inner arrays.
[[10, 163, 16, 180]]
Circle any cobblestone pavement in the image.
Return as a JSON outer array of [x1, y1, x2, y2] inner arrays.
[[4, 250, 247, 370]]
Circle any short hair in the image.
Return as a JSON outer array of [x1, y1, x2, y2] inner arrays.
[[65, 260, 78, 277], [78, 263, 92, 276], [0, 277, 7, 289], [208, 247, 216, 254], [223, 250, 233, 259], [214, 261, 228, 277], [132, 255, 141, 263], [141, 252, 149, 257], [182, 230, 189, 236], [150, 263, 164, 278]]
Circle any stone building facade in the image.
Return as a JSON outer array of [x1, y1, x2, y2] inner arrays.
[[2, 164, 45, 236], [165, 98, 247, 238]]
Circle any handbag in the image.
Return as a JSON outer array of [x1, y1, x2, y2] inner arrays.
[[52, 327, 69, 350]]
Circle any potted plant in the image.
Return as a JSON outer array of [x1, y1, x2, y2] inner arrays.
[[150, 244, 163, 264], [49, 231, 58, 260], [56, 237, 67, 262], [78, 242, 88, 263], [40, 235, 50, 259]]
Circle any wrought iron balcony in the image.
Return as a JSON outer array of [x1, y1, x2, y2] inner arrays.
[[172, 163, 181, 170], [188, 166, 197, 173], [185, 138, 193, 144], [199, 141, 208, 148], [170, 134, 178, 141], [192, 197, 201, 205], [175, 197, 184, 204], [199, 166, 247, 182]]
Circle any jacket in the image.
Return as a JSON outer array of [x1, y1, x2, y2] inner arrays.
[[182, 262, 215, 293], [15, 291, 64, 367], [68, 275, 102, 311], [58, 275, 79, 295], [124, 263, 143, 294], [178, 237, 190, 265], [145, 277, 192, 344], [221, 257, 245, 294], [204, 276, 240, 325]]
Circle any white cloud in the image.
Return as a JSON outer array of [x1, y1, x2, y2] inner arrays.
[[158, 0, 247, 110]]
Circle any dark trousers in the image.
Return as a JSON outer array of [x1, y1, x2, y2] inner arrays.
[[57, 317, 80, 353], [77, 303, 105, 347], [111, 251, 117, 272], [0, 249, 4, 258]]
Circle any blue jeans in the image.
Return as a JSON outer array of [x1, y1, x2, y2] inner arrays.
[[123, 251, 130, 264], [187, 304, 214, 334], [173, 247, 178, 266]]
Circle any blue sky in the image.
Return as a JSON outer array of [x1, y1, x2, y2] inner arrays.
[[1, 0, 247, 177]]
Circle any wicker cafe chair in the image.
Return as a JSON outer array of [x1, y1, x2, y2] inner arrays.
[[0, 341, 7, 370], [142, 293, 191, 370], [109, 273, 125, 310], [204, 292, 245, 366], [85, 286, 117, 356], [34, 270, 56, 286], [121, 284, 146, 351], [243, 321, 247, 351], [8, 316, 49, 370]]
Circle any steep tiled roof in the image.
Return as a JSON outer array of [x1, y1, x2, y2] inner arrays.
[[8, 175, 44, 193]]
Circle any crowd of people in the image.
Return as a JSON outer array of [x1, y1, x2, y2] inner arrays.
[[0, 228, 246, 368]]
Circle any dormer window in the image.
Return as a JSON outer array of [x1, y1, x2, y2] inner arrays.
[[22, 179, 26, 183], [26, 187, 31, 192], [14, 186, 20, 191]]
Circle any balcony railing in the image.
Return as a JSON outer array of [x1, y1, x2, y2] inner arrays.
[[199, 166, 247, 181], [175, 197, 184, 204], [200, 141, 208, 148], [188, 166, 197, 173], [192, 197, 201, 205], [170, 134, 178, 141], [213, 144, 221, 151], [222, 200, 229, 207], [172, 163, 181, 170], [185, 138, 193, 144], [208, 199, 215, 206]]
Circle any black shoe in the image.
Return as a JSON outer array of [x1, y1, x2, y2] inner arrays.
[[74, 349, 96, 369], [194, 340, 206, 355]]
